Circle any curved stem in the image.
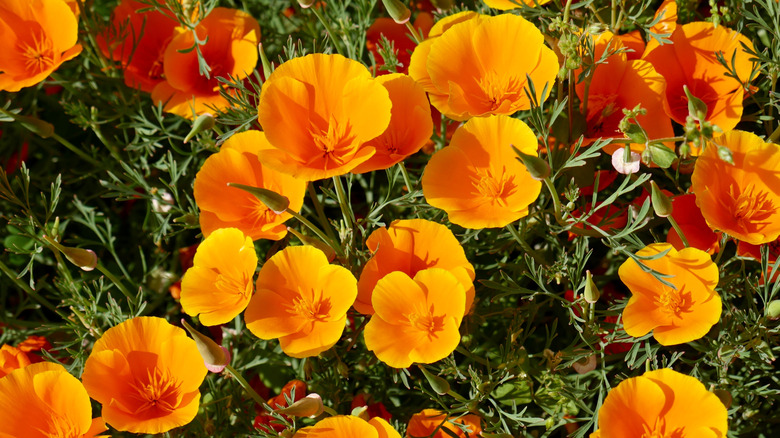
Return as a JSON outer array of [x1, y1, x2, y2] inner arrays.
[[226, 364, 268, 407], [309, 6, 345, 57]]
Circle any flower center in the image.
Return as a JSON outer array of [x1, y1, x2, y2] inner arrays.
[[477, 71, 524, 111], [214, 269, 252, 299], [291, 293, 331, 322], [408, 305, 445, 339], [655, 285, 691, 318], [730, 184, 777, 231], [473, 169, 516, 207], [20, 32, 55, 74], [309, 117, 357, 168], [129, 367, 182, 415]]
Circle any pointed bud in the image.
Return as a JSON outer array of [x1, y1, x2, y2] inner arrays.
[[512, 145, 550, 180], [650, 181, 673, 218], [15, 114, 55, 138], [683, 85, 708, 121], [717, 145, 734, 165], [228, 183, 290, 214], [382, 0, 411, 24], [767, 300, 780, 319], [258, 43, 273, 80], [419, 365, 450, 395], [298, 0, 316, 8], [351, 405, 370, 420], [43, 235, 97, 271], [583, 270, 600, 304], [275, 393, 325, 418], [611, 147, 640, 174], [183, 113, 215, 143], [287, 227, 336, 262], [181, 319, 231, 373]]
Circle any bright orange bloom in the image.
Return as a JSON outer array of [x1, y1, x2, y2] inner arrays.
[[649, 0, 677, 37], [364, 269, 466, 368], [81, 317, 208, 434], [0, 362, 107, 437], [98, 0, 179, 92], [483, 0, 551, 9], [356, 219, 475, 315], [643, 22, 754, 132], [619, 243, 721, 345], [0, 344, 31, 378], [193, 130, 307, 241], [666, 193, 721, 254], [0, 0, 82, 92], [351, 74, 433, 173], [691, 130, 780, 245], [407, 409, 482, 438], [256, 53, 392, 180], [245, 246, 357, 358], [294, 415, 401, 438], [366, 13, 433, 75], [151, 7, 260, 118], [180, 228, 257, 326], [423, 115, 542, 228], [592, 368, 727, 438], [576, 31, 673, 154], [410, 13, 558, 121]]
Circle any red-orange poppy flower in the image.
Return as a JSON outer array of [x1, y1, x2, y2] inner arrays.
[[180, 227, 257, 326], [294, 415, 401, 438], [81, 316, 208, 434], [151, 7, 260, 118], [0, 0, 82, 92], [0, 344, 30, 378], [643, 22, 754, 132], [0, 362, 107, 437], [666, 193, 721, 254], [592, 368, 727, 438], [576, 31, 673, 154], [406, 409, 482, 438], [366, 13, 433, 74], [619, 243, 721, 345], [351, 73, 434, 173], [411, 13, 558, 121], [193, 130, 307, 241], [98, 0, 179, 92], [245, 246, 357, 358], [364, 269, 466, 368], [256, 53, 392, 180], [422, 115, 542, 228], [356, 218, 475, 315], [691, 130, 780, 245]]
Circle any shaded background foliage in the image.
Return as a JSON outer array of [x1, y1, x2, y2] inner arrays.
[[1, 0, 779, 437]]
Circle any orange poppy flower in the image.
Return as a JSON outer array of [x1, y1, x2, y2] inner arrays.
[[619, 243, 721, 345], [98, 0, 179, 92], [356, 218, 475, 315], [245, 246, 357, 358], [0, 0, 82, 92], [351, 73, 434, 173], [193, 130, 307, 241], [649, 0, 677, 37], [0, 362, 107, 437], [411, 13, 558, 121], [81, 316, 208, 434], [592, 368, 727, 438], [366, 13, 433, 74], [483, 0, 551, 9], [643, 22, 754, 132], [256, 53, 392, 180], [151, 7, 260, 118], [294, 415, 401, 438], [422, 115, 542, 228], [0, 344, 31, 378], [407, 409, 482, 438], [180, 227, 257, 326], [666, 193, 721, 254], [691, 130, 780, 245], [576, 31, 673, 154], [363, 269, 465, 368]]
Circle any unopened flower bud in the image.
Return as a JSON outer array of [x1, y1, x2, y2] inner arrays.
[[298, 0, 316, 8], [15, 114, 55, 138], [572, 354, 597, 374], [650, 181, 673, 218], [767, 300, 780, 319], [351, 405, 370, 420], [512, 146, 550, 180], [228, 183, 290, 214], [183, 113, 215, 144], [43, 235, 97, 271], [419, 365, 451, 395], [181, 320, 231, 373], [611, 147, 640, 174], [583, 270, 600, 304], [683, 85, 708, 121], [258, 43, 274, 80], [382, 0, 411, 24], [275, 393, 325, 418]]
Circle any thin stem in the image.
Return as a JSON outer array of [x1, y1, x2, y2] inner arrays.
[[309, 6, 345, 57], [607, 136, 685, 145], [405, 22, 422, 44], [768, 123, 780, 143], [610, 0, 618, 31], [332, 176, 355, 229], [543, 177, 566, 226], [667, 216, 690, 248], [0, 259, 57, 313], [563, 0, 574, 23], [96, 262, 134, 300], [307, 184, 337, 242], [287, 208, 345, 257], [323, 406, 339, 416], [506, 222, 546, 266], [226, 364, 268, 407], [344, 316, 369, 352], [398, 162, 415, 193], [51, 133, 103, 167]]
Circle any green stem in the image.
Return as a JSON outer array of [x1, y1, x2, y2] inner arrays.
[[307, 184, 337, 242], [505, 223, 545, 266], [323, 406, 339, 416], [0, 259, 57, 313], [309, 6, 345, 57], [332, 176, 355, 229], [543, 177, 565, 226], [768, 123, 780, 143], [287, 208, 345, 257], [405, 21, 422, 44], [398, 162, 415, 193], [226, 364, 268, 407], [608, 136, 685, 145], [96, 262, 134, 300], [667, 216, 690, 248], [563, 0, 574, 23], [51, 133, 103, 167]]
